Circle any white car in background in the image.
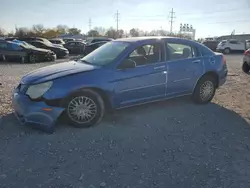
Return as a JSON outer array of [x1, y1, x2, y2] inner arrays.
[[216, 39, 245, 54]]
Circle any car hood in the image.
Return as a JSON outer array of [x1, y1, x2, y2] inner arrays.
[[31, 47, 51, 53], [21, 61, 98, 84], [52, 43, 64, 48], [49, 45, 68, 51]]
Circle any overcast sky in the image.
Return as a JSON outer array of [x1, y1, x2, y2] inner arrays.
[[0, 0, 249, 38]]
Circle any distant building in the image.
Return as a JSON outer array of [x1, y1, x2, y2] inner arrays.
[[217, 34, 250, 42]]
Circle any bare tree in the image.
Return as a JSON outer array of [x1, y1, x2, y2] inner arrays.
[[56, 25, 69, 34], [0, 28, 5, 37], [32, 24, 45, 36]]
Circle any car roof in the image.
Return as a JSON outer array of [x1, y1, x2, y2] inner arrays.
[[115, 36, 176, 43]]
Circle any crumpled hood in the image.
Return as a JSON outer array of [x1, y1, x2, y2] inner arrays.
[[21, 61, 98, 84], [31, 47, 51, 53]]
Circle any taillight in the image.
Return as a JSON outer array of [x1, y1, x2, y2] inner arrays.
[[244, 49, 250, 56]]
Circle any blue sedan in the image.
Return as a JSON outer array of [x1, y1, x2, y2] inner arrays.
[[12, 37, 228, 132]]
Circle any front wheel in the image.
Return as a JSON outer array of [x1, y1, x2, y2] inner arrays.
[[65, 90, 105, 128], [192, 75, 216, 104], [242, 62, 250, 73], [29, 54, 38, 63], [224, 48, 231, 54]]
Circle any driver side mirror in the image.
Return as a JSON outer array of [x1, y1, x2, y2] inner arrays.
[[118, 59, 136, 70]]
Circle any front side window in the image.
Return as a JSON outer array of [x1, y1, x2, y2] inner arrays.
[[128, 44, 161, 66], [166, 42, 197, 60], [8, 43, 23, 51], [80, 41, 129, 66]]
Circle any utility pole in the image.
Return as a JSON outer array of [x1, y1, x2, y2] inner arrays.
[[88, 18, 92, 31], [114, 10, 120, 32], [169, 8, 175, 35]]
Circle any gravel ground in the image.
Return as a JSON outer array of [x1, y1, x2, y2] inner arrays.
[[0, 55, 250, 188]]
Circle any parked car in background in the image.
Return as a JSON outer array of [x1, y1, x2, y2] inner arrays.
[[63, 41, 86, 54], [216, 39, 245, 54], [242, 48, 250, 73], [84, 41, 107, 55], [12, 37, 228, 132], [28, 40, 69, 58], [86, 37, 113, 45], [246, 39, 250, 49], [63, 38, 75, 43], [49, 38, 65, 45], [202, 40, 219, 51], [0, 40, 56, 63]]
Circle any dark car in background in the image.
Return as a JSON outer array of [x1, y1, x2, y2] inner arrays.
[[63, 38, 75, 43], [28, 40, 69, 58], [84, 41, 107, 55], [63, 41, 86, 54], [0, 40, 56, 63], [202, 40, 219, 51], [49, 38, 65, 45], [85, 37, 113, 45]]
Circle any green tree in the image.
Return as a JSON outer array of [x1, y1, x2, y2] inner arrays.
[[117, 29, 124, 38], [43, 29, 60, 38], [88, 30, 99, 37], [93, 27, 106, 36], [56, 25, 69, 34], [105, 28, 116, 39], [129, 28, 139, 37], [68, 28, 81, 35]]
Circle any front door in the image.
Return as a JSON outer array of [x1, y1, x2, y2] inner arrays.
[[165, 40, 204, 96], [114, 42, 167, 107]]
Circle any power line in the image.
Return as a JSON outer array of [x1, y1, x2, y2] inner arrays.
[[179, 7, 249, 15], [114, 10, 120, 32], [169, 8, 175, 34], [88, 18, 92, 31]]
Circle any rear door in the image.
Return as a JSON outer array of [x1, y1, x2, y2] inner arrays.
[[165, 39, 204, 96], [66, 42, 76, 53]]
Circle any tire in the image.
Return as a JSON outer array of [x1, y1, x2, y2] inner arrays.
[[224, 48, 231, 54], [29, 54, 37, 63], [65, 89, 105, 128], [242, 62, 250, 73], [192, 75, 217, 104]]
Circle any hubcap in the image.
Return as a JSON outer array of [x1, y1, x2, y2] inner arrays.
[[68, 96, 97, 124], [30, 55, 36, 63], [200, 81, 214, 101]]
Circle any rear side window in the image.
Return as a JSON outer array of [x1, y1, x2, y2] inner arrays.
[[0, 42, 7, 49], [166, 42, 199, 60]]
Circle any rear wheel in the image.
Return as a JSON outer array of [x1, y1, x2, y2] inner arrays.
[[242, 62, 250, 73], [29, 54, 38, 63], [192, 75, 216, 104], [65, 90, 105, 128], [224, 48, 231, 54]]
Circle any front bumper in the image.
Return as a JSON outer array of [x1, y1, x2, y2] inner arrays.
[[12, 90, 64, 133]]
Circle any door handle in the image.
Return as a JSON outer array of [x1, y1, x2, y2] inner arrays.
[[192, 60, 201, 63], [154, 65, 165, 70]]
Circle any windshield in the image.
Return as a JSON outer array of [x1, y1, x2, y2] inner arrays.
[[219, 41, 227, 45], [80, 41, 129, 66]]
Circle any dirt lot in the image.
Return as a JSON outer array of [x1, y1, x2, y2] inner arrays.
[[1, 55, 250, 188]]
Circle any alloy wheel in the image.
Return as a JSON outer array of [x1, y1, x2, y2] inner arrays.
[[67, 96, 97, 124]]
